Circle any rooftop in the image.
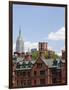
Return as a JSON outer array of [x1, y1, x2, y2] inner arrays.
[[13, 56, 65, 71]]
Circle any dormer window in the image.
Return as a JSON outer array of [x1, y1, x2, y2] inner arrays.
[[28, 61, 32, 68], [22, 61, 26, 68], [53, 60, 57, 66], [16, 62, 20, 68]]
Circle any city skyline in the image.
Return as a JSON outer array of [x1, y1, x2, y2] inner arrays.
[[13, 4, 65, 55], [11, 2, 67, 88]]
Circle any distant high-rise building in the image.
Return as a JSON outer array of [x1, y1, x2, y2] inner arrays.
[[31, 48, 37, 52], [39, 42, 48, 51], [16, 28, 24, 53]]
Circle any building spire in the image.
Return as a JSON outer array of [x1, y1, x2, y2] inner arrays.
[[19, 27, 21, 37], [16, 26, 24, 53]]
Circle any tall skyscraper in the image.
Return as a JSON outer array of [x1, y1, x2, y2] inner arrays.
[[16, 28, 24, 53]]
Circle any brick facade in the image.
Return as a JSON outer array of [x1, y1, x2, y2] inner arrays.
[[12, 56, 66, 87]]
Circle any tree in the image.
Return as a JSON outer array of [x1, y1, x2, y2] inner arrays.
[[44, 51, 49, 59], [44, 51, 59, 59], [32, 51, 39, 60], [52, 54, 59, 59]]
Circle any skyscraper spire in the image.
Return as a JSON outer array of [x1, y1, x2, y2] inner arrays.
[[19, 27, 21, 37], [16, 27, 24, 53]]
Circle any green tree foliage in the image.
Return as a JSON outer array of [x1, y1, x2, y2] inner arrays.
[[32, 51, 39, 60], [31, 50, 59, 60], [44, 51, 49, 59], [52, 53, 59, 60], [44, 51, 59, 59]]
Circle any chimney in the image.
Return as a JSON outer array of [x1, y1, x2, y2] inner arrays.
[[62, 50, 65, 60], [21, 52, 25, 58]]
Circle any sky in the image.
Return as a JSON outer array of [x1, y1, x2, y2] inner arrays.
[[13, 4, 65, 55]]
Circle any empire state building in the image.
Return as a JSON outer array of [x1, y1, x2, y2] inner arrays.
[[16, 28, 24, 53]]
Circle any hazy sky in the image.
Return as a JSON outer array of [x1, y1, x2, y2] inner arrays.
[[13, 4, 65, 54]]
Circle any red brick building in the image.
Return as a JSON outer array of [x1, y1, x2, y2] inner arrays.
[[39, 42, 48, 51], [39, 42, 55, 59], [12, 37, 66, 87], [12, 54, 66, 87]]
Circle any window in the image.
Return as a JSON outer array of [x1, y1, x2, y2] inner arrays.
[[34, 71, 37, 76], [34, 80, 36, 85], [21, 80, 23, 86], [37, 63, 42, 68], [27, 80, 31, 86], [22, 71, 26, 76], [40, 79, 45, 85], [24, 80, 26, 86], [16, 63, 20, 68], [22, 62, 26, 68], [17, 71, 20, 76], [17, 80, 19, 86], [52, 69, 57, 84], [40, 70, 45, 76], [52, 78, 57, 83], [28, 61, 32, 68], [53, 60, 57, 66], [56, 71, 61, 83], [28, 71, 30, 77], [20, 71, 22, 75]]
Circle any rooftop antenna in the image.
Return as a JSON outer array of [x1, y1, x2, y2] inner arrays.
[[19, 26, 21, 37]]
